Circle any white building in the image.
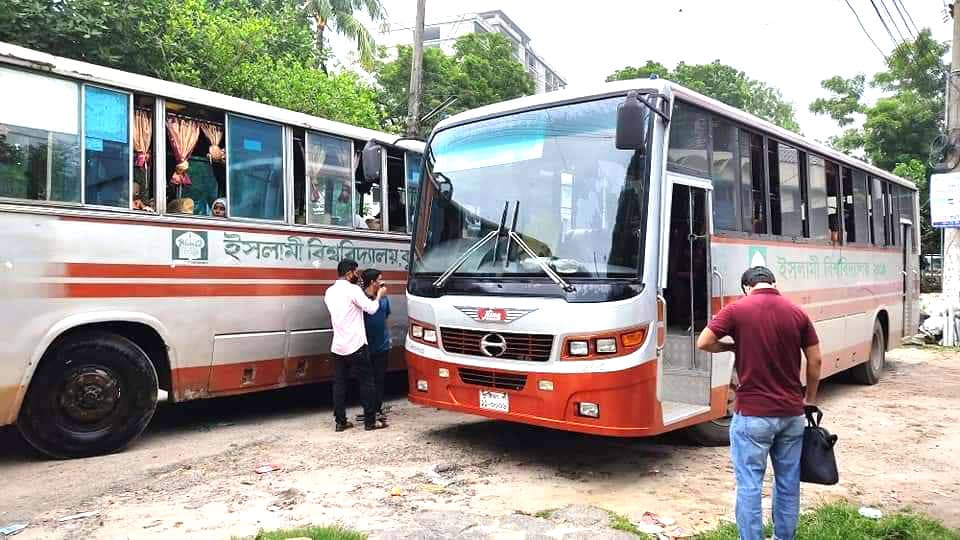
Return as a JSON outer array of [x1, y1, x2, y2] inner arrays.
[[378, 10, 566, 94]]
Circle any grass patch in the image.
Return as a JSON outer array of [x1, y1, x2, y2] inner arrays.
[[235, 525, 367, 540], [534, 508, 556, 519], [607, 511, 650, 538], [693, 502, 960, 539]]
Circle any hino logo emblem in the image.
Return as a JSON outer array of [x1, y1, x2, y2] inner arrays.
[[479, 333, 508, 357], [455, 306, 536, 323]]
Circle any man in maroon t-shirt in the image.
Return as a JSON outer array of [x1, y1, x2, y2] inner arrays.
[[697, 266, 823, 540]]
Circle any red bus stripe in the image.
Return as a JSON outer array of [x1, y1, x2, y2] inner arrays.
[[54, 263, 407, 281]]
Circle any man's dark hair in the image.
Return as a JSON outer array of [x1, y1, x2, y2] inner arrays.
[[337, 259, 359, 277], [361, 268, 381, 286], [741, 266, 776, 288]]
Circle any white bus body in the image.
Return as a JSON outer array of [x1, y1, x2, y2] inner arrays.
[[404, 79, 919, 442], [0, 42, 423, 457]]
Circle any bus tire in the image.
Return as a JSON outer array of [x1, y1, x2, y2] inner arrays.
[[686, 380, 736, 447], [17, 330, 158, 459], [851, 319, 885, 385]]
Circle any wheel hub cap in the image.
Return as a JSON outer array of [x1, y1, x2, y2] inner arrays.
[[60, 368, 120, 423]]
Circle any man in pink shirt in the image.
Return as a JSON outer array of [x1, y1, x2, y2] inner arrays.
[[324, 259, 388, 431]]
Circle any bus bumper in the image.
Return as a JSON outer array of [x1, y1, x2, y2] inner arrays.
[[405, 351, 667, 437]]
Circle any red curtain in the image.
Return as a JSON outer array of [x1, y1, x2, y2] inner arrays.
[[166, 116, 201, 186]]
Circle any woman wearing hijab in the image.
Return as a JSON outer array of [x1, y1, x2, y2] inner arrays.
[[212, 198, 227, 218]]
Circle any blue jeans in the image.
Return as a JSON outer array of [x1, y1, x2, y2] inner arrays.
[[730, 413, 805, 540]]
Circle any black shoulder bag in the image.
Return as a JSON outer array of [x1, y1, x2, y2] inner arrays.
[[800, 405, 839, 485]]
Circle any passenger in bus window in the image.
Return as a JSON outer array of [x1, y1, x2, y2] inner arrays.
[[332, 183, 352, 226], [828, 214, 840, 244], [212, 198, 227, 218], [132, 181, 154, 212]]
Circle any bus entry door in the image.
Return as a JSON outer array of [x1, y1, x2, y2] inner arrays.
[[661, 181, 712, 411]]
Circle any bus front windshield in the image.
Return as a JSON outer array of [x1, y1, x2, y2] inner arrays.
[[412, 97, 650, 280]]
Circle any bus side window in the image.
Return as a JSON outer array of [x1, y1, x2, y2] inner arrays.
[[354, 148, 381, 230], [0, 67, 82, 203], [299, 130, 353, 227], [164, 102, 226, 216], [740, 130, 766, 234], [83, 85, 131, 208], [711, 118, 740, 231], [825, 160, 841, 243], [386, 148, 407, 233], [132, 95, 157, 212], [807, 155, 828, 241], [226, 114, 284, 221]]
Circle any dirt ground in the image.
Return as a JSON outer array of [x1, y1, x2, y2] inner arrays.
[[1, 346, 958, 539]]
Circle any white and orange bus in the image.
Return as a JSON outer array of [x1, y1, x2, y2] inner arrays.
[[0, 42, 423, 457], [403, 78, 920, 444]]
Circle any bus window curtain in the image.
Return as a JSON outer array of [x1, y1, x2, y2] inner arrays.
[[165, 116, 200, 187]]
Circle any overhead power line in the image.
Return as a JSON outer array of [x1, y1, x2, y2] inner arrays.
[[891, 0, 919, 38], [868, 0, 902, 47], [879, 0, 908, 42], [844, 0, 890, 61]]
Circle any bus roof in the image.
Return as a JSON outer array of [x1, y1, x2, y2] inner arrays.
[[433, 78, 916, 191], [0, 41, 424, 154]]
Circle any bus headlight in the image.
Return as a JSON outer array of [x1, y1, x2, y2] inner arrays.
[[423, 329, 437, 343], [596, 338, 617, 354], [568, 341, 589, 356], [410, 320, 438, 347], [411, 324, 424, 338], [578, 402, 600, 418]]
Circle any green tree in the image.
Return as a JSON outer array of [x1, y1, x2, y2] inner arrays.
[[303, 0, 386, 72], [810, 29, 946, 252], [606, 59, 800, 132], [605, 61, 670, 82], [0, 0, 382, 128], [375, 32, 535, 136]]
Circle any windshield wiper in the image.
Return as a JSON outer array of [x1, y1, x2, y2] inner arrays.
[[432, 229, 499, 288], [508, 230, 575, 293]]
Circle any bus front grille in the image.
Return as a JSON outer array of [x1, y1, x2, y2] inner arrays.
[[458, 367, 527, 391], [439, 327, 554, 361]]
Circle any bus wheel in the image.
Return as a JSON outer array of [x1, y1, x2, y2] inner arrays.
[[851, 320, 885, 385], [17, 331, 158, 458], [686, 382, 735, 447]]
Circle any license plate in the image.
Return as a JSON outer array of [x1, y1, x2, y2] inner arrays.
[[479, 390, 509, 412]]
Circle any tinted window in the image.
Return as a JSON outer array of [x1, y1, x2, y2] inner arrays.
[[826, 160, 841, 243], [305, 132, 353, 226], [667, 101, 709, 177], [807, 155, 828, 241], [423, 25, 441, 41], [852, 170, 869, 244], [406, 151, 422, 232], [777, 142, 802, 237], [386, 149, 407, 233], [711, 118, 739, 231], [743, 131, 766, 234], [227, 115, 283, 220], [83, 86, 131, 207], [767, 140, 782, 235], [0, 67, 81, 202]]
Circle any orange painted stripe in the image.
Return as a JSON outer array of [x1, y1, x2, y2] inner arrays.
[[711, 234, 904, 253], [56, 262, 407, 281], [171, 352, 406, 401], [62, 283, 332, 298]]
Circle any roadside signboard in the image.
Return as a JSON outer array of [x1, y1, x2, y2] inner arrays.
[[931, 173, 960, 228]]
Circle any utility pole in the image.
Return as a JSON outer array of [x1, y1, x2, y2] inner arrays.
[[406, 0, 426, 137], [943, 3, 960, 344]]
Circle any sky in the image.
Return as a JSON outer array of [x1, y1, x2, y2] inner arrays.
[[331, 0, 952, 143]]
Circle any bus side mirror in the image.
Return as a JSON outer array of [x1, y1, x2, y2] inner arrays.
[[361, 141, 383, 182], [616, 90, 648, 150]]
